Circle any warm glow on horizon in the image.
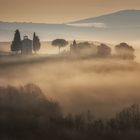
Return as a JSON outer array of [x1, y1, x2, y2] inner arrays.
[[0, 0, 140, 23]]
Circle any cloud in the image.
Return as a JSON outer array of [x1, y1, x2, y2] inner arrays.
[[67, 23, 106, 28]]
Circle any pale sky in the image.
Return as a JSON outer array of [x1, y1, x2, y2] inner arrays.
[[0, 0, 140, 23]]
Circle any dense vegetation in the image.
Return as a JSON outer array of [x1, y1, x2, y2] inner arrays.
[[0, 84, 139, 140]]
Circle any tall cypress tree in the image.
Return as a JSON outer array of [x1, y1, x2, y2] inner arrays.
[[11, 29, 22, 54], [33, 33, 41, 53]]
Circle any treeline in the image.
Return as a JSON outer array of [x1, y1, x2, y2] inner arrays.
[[10, 30, 135, 60], [50, 39, 135, 60], [69, 40, 135, 60], [0, 84, 140, 139]]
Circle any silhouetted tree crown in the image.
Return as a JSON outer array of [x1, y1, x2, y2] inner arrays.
[[77, 42, 91, 49], [70, 40, 78, 53], [70, 41, 96, 57], [73, 40, 77, 47], [115, 42, 135, 59], [33, 32, 41, 53], [52, 39, 68, 53], [0, 84, 62, 121], [11, 29, 22, 53], [97, 43, 111, 57]]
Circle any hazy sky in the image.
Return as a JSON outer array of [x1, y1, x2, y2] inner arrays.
[[0, 0, 140, 23]]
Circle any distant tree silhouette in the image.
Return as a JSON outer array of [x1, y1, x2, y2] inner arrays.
[[97, 43, 111, 57], [70, 40, 78, 53], [70, 41, 92, 52], [73, 40, 77, 47], [33, 33, 41, 53], [70, 41, 96, 57], [115, 42, 135, 59], [52, 39, 68, 54], [77, 42, 91, 50], [11, 29, 22, 54]]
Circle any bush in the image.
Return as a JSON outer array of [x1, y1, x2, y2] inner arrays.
[[0, 84, 62, 139]]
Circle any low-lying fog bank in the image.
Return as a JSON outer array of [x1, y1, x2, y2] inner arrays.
[[0, 58, 140, 118]]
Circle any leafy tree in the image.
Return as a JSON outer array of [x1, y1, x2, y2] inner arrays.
[[52, 39, 68, 54], [115, 42, 135, 59], [70, 41, 95, 56], [97, 43, 111, 57], [11, 29, 22, 54], [33, 33, 41, 53]]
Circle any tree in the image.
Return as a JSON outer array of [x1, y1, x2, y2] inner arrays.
[[70, 40, 77, 53], [115, 42, 135, 60], [116, 104, 140, 130], [70, 41, 96, 57], [33, 33, 41, 53], [11, 29, 22, 54], [77, 42, 91, 49], [52, 39, 68, 54], [97, 43, 111, 57], [73, 40, 77, 47]]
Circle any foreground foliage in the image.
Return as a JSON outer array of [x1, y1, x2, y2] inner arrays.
[[0, 84, 139, 140]]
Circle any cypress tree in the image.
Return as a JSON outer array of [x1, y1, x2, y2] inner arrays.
[[73, 40, 77, 47], [33, 33, 41, 53], [11, 29, 22, 54]]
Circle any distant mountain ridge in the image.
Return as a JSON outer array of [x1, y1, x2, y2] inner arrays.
[[0, 10, 140, 43], [70, 9, 140, 28]]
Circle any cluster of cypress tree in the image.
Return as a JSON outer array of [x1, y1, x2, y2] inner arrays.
[[11, 30, 41, 54]]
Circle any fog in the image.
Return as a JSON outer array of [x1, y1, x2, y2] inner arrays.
[[1, 53, 140, 119], [1, 41, 140, 118]]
